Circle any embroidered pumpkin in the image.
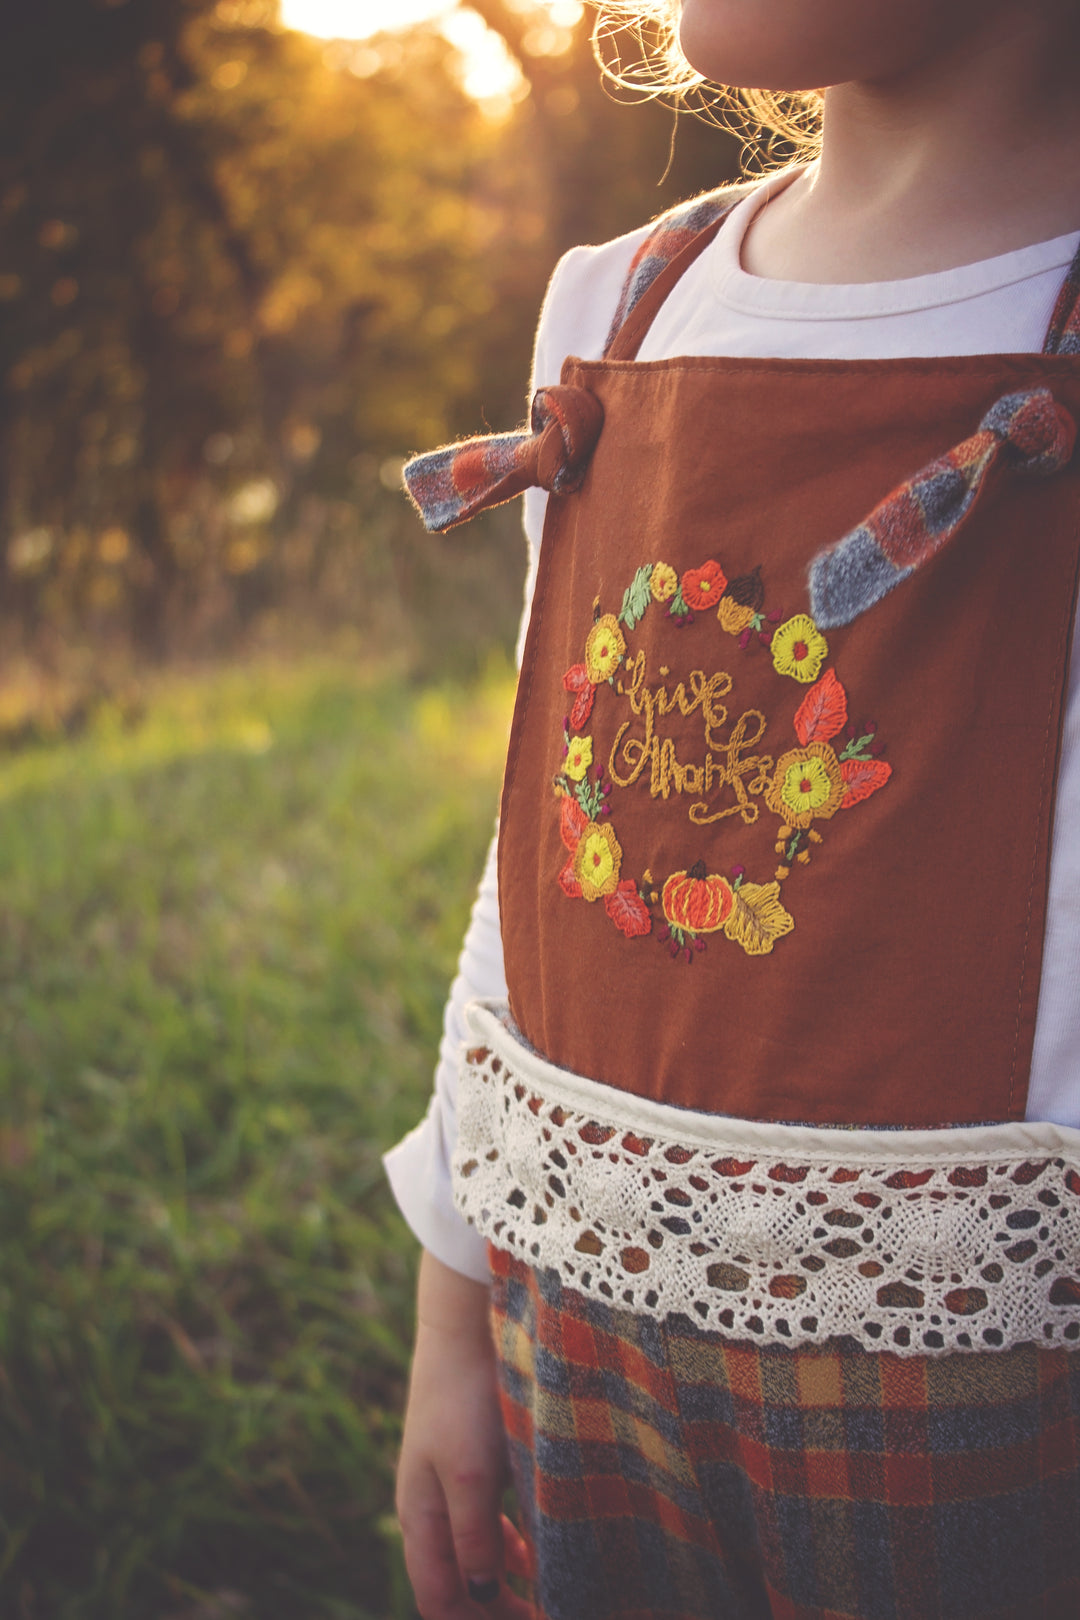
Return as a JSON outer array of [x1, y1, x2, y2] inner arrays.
[[662, 861, 734, 934]]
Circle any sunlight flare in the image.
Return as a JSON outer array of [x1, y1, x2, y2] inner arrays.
[[278, 0, 525, 103], [279, 0, 445, 38]]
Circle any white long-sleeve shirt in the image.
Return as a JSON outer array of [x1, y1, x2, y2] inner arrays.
[[385, 171, 1080, 1281]]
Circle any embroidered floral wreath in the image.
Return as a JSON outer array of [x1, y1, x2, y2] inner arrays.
[[553, 557, 892, 964]]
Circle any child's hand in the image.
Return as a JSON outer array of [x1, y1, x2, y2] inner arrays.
[[396, 1250, 534, 1620]]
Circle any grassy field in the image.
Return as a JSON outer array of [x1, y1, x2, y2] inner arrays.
[[0, 654, 514, 1620]]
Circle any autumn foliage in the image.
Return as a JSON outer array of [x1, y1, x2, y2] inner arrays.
[[0, 1, 737, 674]]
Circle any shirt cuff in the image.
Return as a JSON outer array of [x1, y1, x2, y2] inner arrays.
[[383, 1097, 492, 1283]]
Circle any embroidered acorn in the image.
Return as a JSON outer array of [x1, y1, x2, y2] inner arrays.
[[726, 565, 765, 610], [661, 860, 734, 935], [718, 597, 756, 636]]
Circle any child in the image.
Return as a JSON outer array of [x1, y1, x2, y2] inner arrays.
[[385, 2, 1080, 1615]]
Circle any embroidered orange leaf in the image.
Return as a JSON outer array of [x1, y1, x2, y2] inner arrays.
[[570, 686, 594, 730], [839, 757, 892, 809], [564, 663, 596, 729], [722, 881, 795, 957], [793, 668, 848, 747], [560, 793, 588, 851], [604, 879, 652, 939], [558, 855, 582, 899]]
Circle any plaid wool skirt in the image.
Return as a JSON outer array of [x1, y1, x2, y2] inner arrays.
[[489, 1246, 1080, 1620]]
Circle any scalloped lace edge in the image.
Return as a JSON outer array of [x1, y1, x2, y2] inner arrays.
[[452, 1002, 1080, 1357]]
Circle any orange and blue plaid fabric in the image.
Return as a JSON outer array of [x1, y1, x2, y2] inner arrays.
[[809, 387, 1077, 627], [403, 195, 1080, 627], [599, 187, 748, 352], [490, 1247, 1080, 1620]]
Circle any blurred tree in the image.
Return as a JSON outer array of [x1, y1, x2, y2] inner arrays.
[[0, 0, 542, 662], [0, 0, 738, 674]]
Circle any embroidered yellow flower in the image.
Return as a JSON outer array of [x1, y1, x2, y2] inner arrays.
[[564, 735, 593, 782], [573, 821, 622, 902], [649, 562, 678, 603], [765, 743, 845, 830], [584, 614, 625, 683], [771, 614, 829, 684]]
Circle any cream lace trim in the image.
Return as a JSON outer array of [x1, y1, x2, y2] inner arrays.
[[453, 1002, 1080, 1356]]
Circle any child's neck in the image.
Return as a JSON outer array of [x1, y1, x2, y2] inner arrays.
[[741, 7, 1080, 284]]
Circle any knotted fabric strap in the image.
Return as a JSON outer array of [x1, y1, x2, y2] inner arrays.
[[809, 388, 1077, 629], [403, 187, 744, 533], [403, 384, 604, 534]]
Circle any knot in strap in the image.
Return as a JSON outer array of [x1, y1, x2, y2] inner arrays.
[[981, 388, 1076, 475], [402, 384, 603, 534], [810, 386, 1077, 629], [529, 384, 606, 494]]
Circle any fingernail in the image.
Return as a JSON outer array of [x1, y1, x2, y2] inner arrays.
[[467, 1575, 500, 1604]]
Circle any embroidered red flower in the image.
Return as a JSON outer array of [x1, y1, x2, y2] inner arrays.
[[681, 560, 727, 611]]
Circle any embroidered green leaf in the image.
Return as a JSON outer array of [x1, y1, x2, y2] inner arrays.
[[794, 669, 848, 747], [723, 882, 795, 956], [574, 778, 604, 820], [668, 584, 691, 620], [839, 733, 875, 762], [618, 565, 654, 629]]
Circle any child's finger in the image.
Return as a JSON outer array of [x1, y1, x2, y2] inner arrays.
[[443, 1463, 507, 1604], [499, 1513, 533, 1581], [398, 1460, 478, 1620], [482, 1584, 535, 1619]]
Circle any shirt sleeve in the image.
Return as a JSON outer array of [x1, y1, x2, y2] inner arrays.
[[383, 830, 505, 1281], [383, 227, 647, 1277]]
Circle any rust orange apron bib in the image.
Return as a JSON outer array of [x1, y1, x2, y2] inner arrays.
[[496, 225, 1080, 1129]]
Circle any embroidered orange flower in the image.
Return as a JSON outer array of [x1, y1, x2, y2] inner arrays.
[[573, 821, 622, 901], [564, 735, 593, 782], [771, 614, 828, 683], [584, 614, 625, 683], [681, 560, 728, 611], [649, 562, 678, 603], [765, 743, 845, 829]]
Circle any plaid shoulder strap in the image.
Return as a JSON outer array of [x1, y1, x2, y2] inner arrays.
[[601, 184, 751, 354]]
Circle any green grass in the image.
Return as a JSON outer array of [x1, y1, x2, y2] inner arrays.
[[0, 654, 514, 1620]]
